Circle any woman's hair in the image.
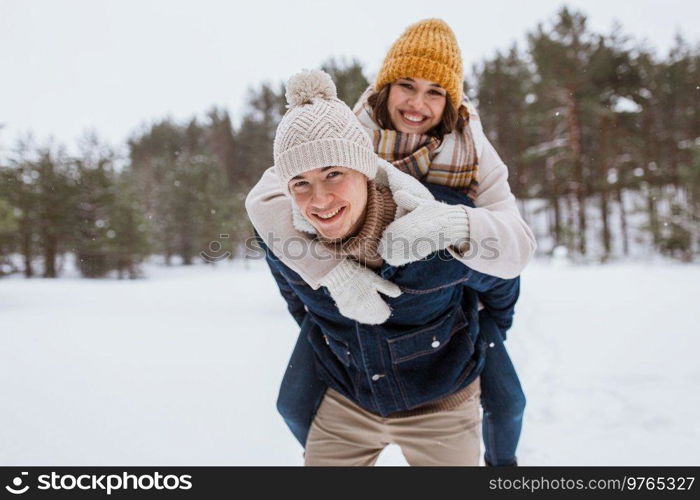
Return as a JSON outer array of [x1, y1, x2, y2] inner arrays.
[[367, 83, 465, 140]]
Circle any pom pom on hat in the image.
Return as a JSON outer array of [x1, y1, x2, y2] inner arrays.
[[285, 69, 338, 108]]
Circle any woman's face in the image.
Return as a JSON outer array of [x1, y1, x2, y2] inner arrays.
[[387, 77, 447, 135], [289, 166, 368, 240]]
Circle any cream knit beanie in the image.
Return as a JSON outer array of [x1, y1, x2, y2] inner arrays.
[[274, 69, 377, 195]]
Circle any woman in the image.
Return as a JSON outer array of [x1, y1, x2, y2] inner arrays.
[[256, 69, 519, 465], [246, 19, 533, 466]]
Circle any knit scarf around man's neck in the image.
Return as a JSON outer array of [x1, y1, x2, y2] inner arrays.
[[318, 181, 396, 270], [353, 86, 480, 199]]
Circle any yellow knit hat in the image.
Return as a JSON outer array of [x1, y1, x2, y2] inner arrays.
[[375, 18, 464, 107]]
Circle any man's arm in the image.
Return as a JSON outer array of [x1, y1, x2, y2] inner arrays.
[[256, 233, 308, 327]]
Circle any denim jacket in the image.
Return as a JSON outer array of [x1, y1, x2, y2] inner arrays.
[[259, 183, 519, 418]]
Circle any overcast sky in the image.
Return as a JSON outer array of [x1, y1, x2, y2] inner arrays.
[[1, 0, 697, 154]]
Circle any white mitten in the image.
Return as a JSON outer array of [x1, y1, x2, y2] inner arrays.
[[378, 190, 471, 266], [319, 258, 402, 325], [374, 158, 434, 217]]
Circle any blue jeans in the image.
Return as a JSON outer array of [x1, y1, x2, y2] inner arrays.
[[478, 310, 526, 466], [277, 311, 525, 465]]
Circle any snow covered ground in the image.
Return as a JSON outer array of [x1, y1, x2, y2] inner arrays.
[[1, 258, 699, 466]]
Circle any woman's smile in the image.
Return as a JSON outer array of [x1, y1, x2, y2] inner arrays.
[[398, 109, 430, 128]]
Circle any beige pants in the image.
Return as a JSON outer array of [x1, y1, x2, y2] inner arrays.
[[304, 385, 481, 466]]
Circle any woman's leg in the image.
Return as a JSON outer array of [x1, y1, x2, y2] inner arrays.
[[479, 310, 526, 466], [390, 384, 482, 466], [304, 388, 388, 466]]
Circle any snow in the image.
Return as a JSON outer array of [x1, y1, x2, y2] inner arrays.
[[612, 96, 642, 113], [1, 258, 699, 466]]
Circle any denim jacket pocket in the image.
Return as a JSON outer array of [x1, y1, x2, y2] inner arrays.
[[388, 310, 465, 363], [387, 307, 475, 409], [322, 333, 351, 367]]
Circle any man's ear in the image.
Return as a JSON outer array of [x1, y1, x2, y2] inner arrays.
[[291, 203, 318, 235]]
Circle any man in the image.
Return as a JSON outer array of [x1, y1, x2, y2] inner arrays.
[[248, 70, 520, 466]]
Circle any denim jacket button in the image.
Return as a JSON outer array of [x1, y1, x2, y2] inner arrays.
[[431, 336, 440, 348], [371, 374, 384, 382]]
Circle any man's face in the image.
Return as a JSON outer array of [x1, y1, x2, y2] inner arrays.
[[289, 166, 368, 240], [387, 77, 447, 135]]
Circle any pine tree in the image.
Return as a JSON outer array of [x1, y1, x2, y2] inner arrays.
[[74, 134, 117, 277], [474, 44, 535, 204], [206, 107, 237, 191], [233, 83, 286, 190], [3, 137, 40, 277], [528, 7, 596, 257], [0, 196, 18, 276], [321, 57, 370, 107], [107, 171, 152, 278]]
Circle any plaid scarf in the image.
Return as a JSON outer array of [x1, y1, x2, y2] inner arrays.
[[354, 87, 479, 198]]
